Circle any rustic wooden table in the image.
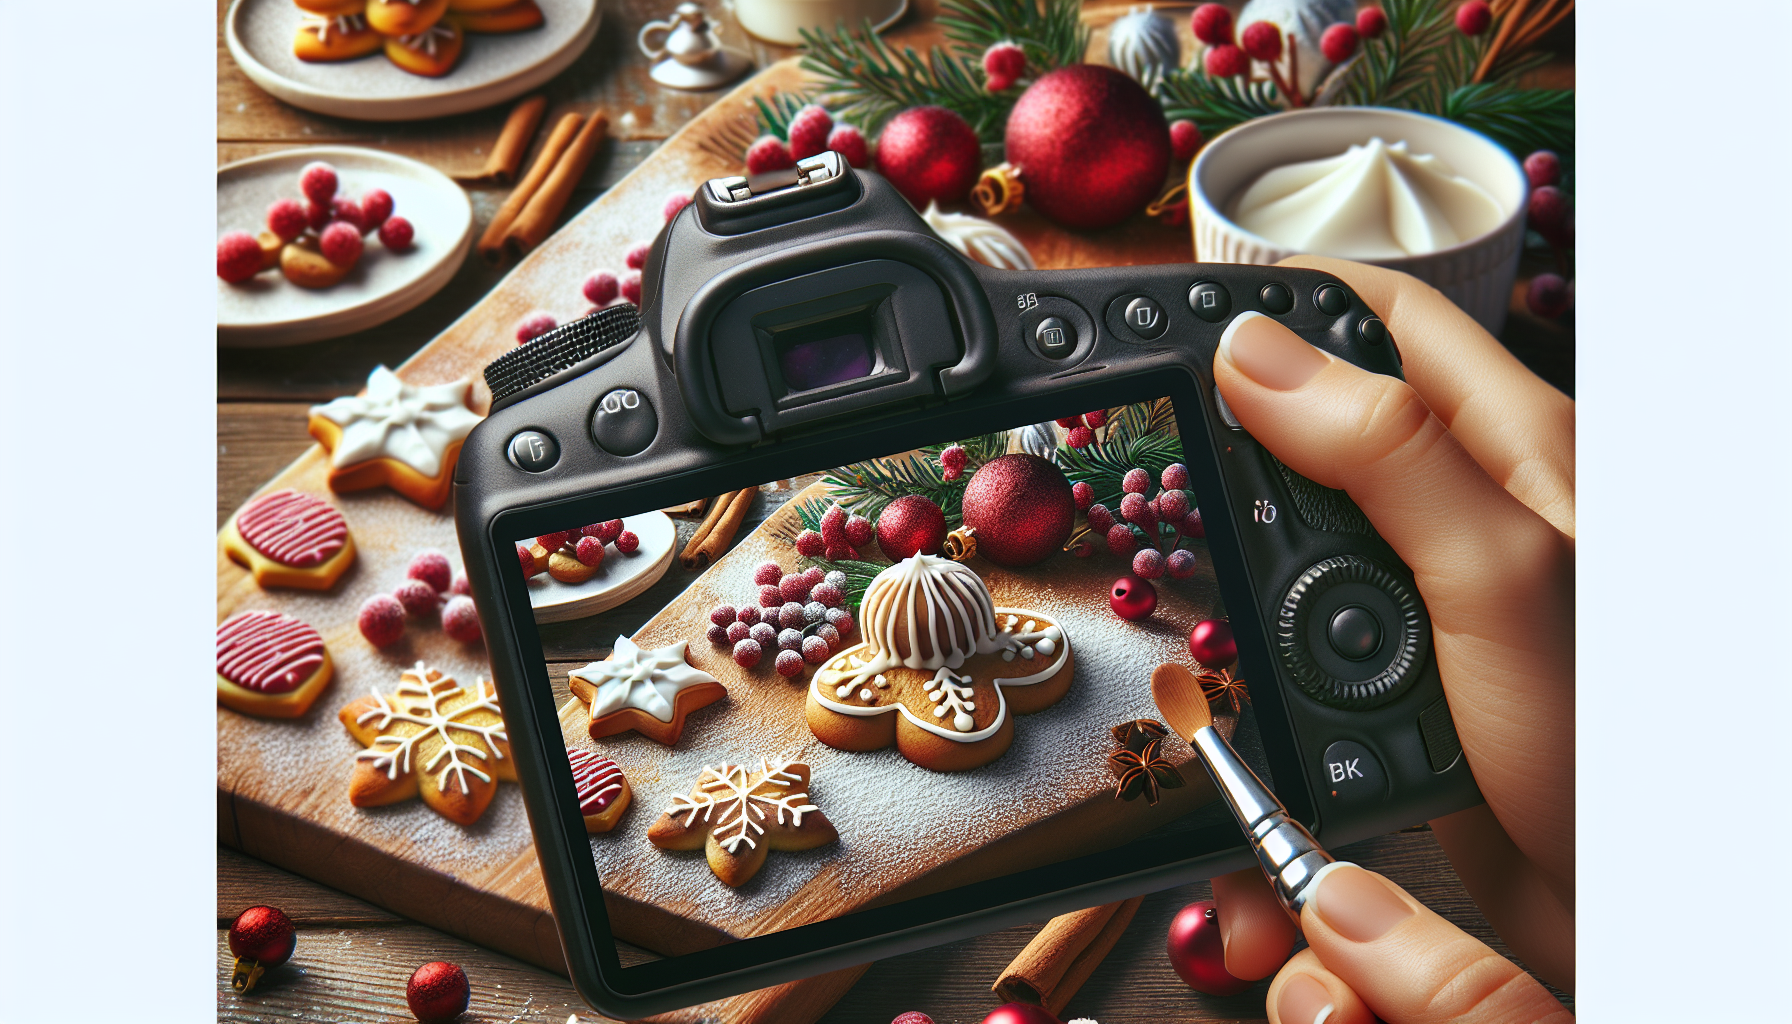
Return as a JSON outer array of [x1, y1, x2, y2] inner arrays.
[[218, 1, 1574, 1019]]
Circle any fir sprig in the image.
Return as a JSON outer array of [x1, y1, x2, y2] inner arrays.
[[816, 432, 1008, 525], [1057, 401, 1184, 513], [935, 0, 1087, 75], [1444, 84, 1573, 163], [1155, 69, 1283, 140], [799, 22, 1012, 139], [796, 556, 885, 608], [752, 91, 819, 141]]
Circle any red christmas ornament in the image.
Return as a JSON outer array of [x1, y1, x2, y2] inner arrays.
[[227, 905, 296, 993], [876, 494, 949, 560], [407, 961, 471, 1023], [875, 105, 983, 207], [979, 1003, 1063, 1024], [1110, 576, 1157, 621], [1167, 900, 1251, 996], [961, 453, 1075, 567], [1188, 618, 1237, 666], [1003, 65, 1170, 230]]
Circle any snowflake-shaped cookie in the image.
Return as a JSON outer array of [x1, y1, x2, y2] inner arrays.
[[339, 661, 514, 826], [647, 757, 837, 887]]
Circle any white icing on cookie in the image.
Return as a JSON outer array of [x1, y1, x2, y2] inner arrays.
[[664, 758, 816, 854], [571, 637, 719, 724], [311, 366, 480, 478]]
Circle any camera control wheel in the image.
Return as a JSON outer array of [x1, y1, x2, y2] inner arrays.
[[1275, 555, 1430, 710]]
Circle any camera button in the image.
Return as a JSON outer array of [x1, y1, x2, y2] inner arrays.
[[590, 388, 657, 457], [1314, 284, 1350, 316], [1259, 282, 1294, 314], [1328, 605, 1383, 661], [1358, 316, 1389, 346], [1035, 316, 1074, 357], [1187, 281, 1231, 323], [1321, 740, 1387, 805], [1121, 296, 1169, 339], [507, 430, 560, 473]]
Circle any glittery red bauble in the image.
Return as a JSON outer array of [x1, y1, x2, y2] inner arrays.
[[1110, 576, 1157, 621], [407, 961, 470, 1023], [1004, 65, 1170, 229], [961, 453, 1075, 567], [875, 105, 983, 208], [1188, 618, 1237, 666], [1167, 900, 1251, 996], [979, 1003, 1063, 1024], [876, 494, 949, 561], [228, 905, 296, 968]]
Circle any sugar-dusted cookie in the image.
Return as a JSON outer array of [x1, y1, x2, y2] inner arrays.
[[568, 747, 631, 833], [294, 13, 383, 61], [340, 662, 515, 826], [308, 365, 481, 510], [384, 23, 463, 76], [217, 610, 334, 718], [280, 234, 351, 289], [222, 488, 356, 590], [807, 554, 1073, 771], [453, 0, 543, 33], [647, 758, 836, 887], [365, 0, 448, 35], [568, 637, 725, 746]]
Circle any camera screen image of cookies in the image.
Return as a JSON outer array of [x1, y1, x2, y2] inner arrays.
[[503, 394, 1281, 965]]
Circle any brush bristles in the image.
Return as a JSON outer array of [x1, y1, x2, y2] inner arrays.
[[1149, 663, 1212, 740]]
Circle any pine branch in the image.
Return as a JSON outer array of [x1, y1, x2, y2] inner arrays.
[[798, 21, 1012, 139], [1156, 69, 1283, 138], [1444, 84, 1572, 162], [752, 91, 818, 141], [1336, 0, 1459, 112], [796, 556, 885, 608], [935, 0, 1087, 73]]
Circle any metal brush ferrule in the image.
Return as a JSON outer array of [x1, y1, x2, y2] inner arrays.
[[1192, 725, 1336, 915]]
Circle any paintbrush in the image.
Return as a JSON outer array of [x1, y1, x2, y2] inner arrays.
[[1151, 663, 1346, 915]]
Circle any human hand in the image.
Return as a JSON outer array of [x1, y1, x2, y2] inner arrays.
[[1206, 256, 1575, 1000]]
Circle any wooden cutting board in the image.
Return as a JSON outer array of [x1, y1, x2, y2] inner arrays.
[[217, 56, 1201, 1023]]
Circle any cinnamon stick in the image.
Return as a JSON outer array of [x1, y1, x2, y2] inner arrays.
[[993, 897, 1143, 1018], [502, 109, 610, 259], [678, 492, 738, 563], [662, 496, 711, 517], [459, 95, 547, 185], [477, 112, 582, 262], [681, 488, 756, 570]]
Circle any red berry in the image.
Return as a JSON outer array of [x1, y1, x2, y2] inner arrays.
[[796, 529, 827, 557], [517, 544, 540, 577], [1524, 150, 1561, 189], [1122, 468, 1151, 494], [624, 241, 650, 270], [815, 622, 842, 651], [759, 584, 783, 607], [217, 231, 264, 283], [733, 638, 763, 667], [1528, 185, 1569, 234], [736, 605, 761, 627], [266, 198, 308, 242], [940, 445, 967, 475], [408, 550, 453, 592], [812, 582, 844, 607], [708, 623, 730, 645], [1169, 119, 1202, 163], [1110, 575, 1157, 621], [802, 635, 831, 664], [1106, 523, 1138, 557], [788, 104, 834, 160], [1204, 42, 1250, 77], [1055, 416, 1085, 429], [775, 649, 805, 677], [749, 622, 778, 647], [620, 269, 643, 306], [780, 603, 807, 630], [575, 535, 605, 566], [663, 190, 692, 221], [1167, 548, 1199, 579], [891, 1014, 934, 1024], [516, 311, 557, 344], [746, 134, 796, 175], [778, 627, 805, 650], [1083, 409, 1107, 429], [710, 605, 738, 627], [1183, 508, 1205, 538], [360, 188, 394, 228], [754, 561, 784, 586], [1071, 481, 1094, 510], [1526, 273, 1571, 318], [581, 523, 606, 538], [1190, 3, 1233, 44], [378, 216, 414, 251], [826, 607, 855, 635], [583, 269, 619, 306], [299, 161, 338, 206], [1320, 22, 1359, 62], [1159, 489, 1190, 523], [1133, 547, 1166, 579], [845, 514, 873, 547], [820, 503, 849, 542], [394, 578, 441, 617], [406, 961, 470, 1024], [982, 41, 1026, 92], [536, 531, 571, 552], [1067, 425, 1094, 449], [319, 221, 363, 267], [1357, 5, 1387, 37], [1162, 462, 1190, 490], [442, 595, 482, 643], [727, 620, 751, 643], [1240, 21, 1283, 61], [826, 124, 869, 168], [615, 530, 639, 553], [597, 520, 624, 544], [1121, 491, 1157, 529], [1087, 503, 1115, 534], [450, 572, 471, 596], [780, 573, 809, 603], [331, 196, 366, 233], [1189, 618, 1237, 665], [358, 593, 406, 647], [306, 199, 332, 231], [1455, 0, 1492, 35]]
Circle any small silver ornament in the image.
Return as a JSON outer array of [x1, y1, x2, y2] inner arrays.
[[1107, 5, 1181, 85], [1017, 423, 1059, 462]]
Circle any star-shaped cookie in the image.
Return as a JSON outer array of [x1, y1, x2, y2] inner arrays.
[[308, 365, 482, 510], [647, 758, 837, 886], [340, 661, 514, 825], [568, 637, 725, 746]]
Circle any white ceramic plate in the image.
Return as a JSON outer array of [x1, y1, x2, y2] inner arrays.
[[225, 0, 600, 121], [528, 512, 678, 623], [217, 146, 473, 347]]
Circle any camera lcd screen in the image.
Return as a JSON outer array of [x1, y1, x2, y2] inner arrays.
[[501, 385, 1274, 978]]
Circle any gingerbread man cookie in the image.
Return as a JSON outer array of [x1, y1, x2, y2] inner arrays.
[[568, 747, 631, 833], [568, 637, 725, 746], [308, 365, 481, 510], [221, 488, 356, 590], [807, 554, 1073, 771], [647, 758, 836, 887], [294, 13, 383, 60], [218, 611, 334, 718], [385, 22, 464, 76], [340, 662, 514, 825]]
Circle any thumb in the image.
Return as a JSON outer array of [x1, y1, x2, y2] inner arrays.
[[1296, 863, 1571, 1024]]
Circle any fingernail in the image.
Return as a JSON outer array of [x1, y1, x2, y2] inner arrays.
[[1311, 863, 1414, 942], [1277, 974, 1335, 1024], [1218, 311, 1329, 391]]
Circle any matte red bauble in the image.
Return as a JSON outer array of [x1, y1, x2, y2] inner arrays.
[[1167, 900, 1252, 996], [876, 494, 949, 561], [407, 960, 471, 1023], [1004, 65, 1171, 229], [1110, 576, 1157, 621], [875, 105, 983, 207], [979, 1003, 1063, 1024], [961, 453, 1075, 567], [227, 905, 296, 993], [1188, 618, 1237, 666]]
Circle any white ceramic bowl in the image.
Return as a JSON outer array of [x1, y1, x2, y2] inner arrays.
[[733, 0, 908, 46], [1189, 106, 1528, 334]]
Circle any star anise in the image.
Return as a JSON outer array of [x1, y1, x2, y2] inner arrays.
[[1197, 667, 1250, 715], [1108, 738, 1185, 805], [1110, 718, 1169, 754]]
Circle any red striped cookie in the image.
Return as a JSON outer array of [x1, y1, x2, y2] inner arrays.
[[217, 610, 334, 718], [569, 747, 631, 833], [222, 489, 357, 590]]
